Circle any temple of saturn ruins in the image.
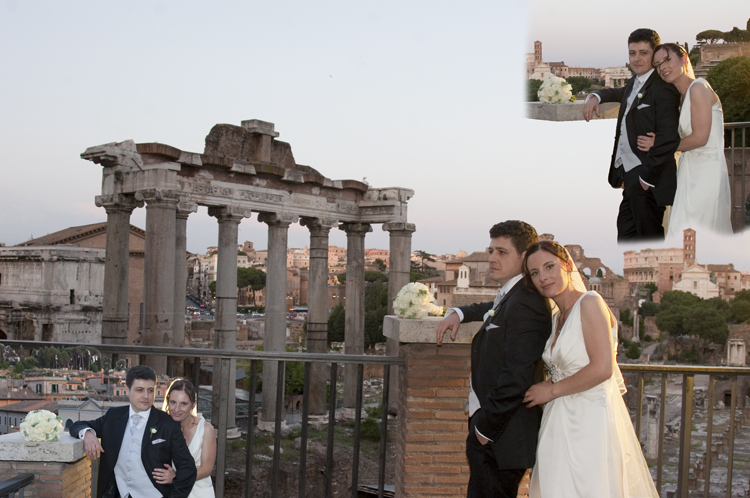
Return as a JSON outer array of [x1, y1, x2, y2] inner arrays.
[[81, 119, 415, 434]]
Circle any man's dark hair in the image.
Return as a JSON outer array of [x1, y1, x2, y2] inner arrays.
[[489, 220, 538, 255], [628, 28, 661, 50], [126, 365, 157, 388]]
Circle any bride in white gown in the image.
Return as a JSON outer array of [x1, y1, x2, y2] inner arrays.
[[522, 241, 658, 498], [638, 42, 733, 237], [153, 379, 216, 498]]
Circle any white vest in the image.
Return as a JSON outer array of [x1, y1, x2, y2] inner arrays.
[[115, 409, 162, 498]]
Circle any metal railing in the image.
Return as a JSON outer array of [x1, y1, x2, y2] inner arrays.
[[0, 340, 403, 498], [621, 364, 750, 498], [0, 474, 33, 498], [725, 122, 749, 231]]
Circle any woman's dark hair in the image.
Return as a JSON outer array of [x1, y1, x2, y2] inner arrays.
[[522, 240, 571, 288], [653, 42, 688, 61], [165, 379, 197, 413]]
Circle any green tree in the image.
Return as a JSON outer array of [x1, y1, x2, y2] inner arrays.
[[620, 308, 633, 327], [364, 281, 389, 348], [208, 281, 216, 299], [327, 304, 345, 344], [640, 301, 659, 317], [335, 271, 388, 285], [23, 357, 39, 370], [410, 271, 431, 283], [246, 346, 305, 395], [414, 250, 437, 273], [731, 300, 750, 323], [735, 289, 750, 303], [656, 291, 730, 362], [237, 267, 266, 304], [91, 364, 100, 373], [707, 56, 750, 127], [527, 79, 542, 101], [13, 362, 24, 374], [373, 258, 387, 272], [626, 341, 641, 360], [566, 76, 596, 95], [696, 29, 725, 44], [723, 27, 750, 43]]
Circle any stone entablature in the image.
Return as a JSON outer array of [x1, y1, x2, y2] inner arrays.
[[83, 123, 413, 226]]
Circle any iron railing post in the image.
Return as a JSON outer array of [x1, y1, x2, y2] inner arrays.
[[677, 374, 695, 498]]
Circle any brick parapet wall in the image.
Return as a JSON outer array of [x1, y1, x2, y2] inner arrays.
[[0, 433, 91, 498], [395, 343, 472, 497], [387, 316, 530, 498]]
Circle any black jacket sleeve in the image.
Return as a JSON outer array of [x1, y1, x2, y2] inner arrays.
[[458, 301, 494, 323], [594, 86, 627, 105], [165, 422, 197, 498]]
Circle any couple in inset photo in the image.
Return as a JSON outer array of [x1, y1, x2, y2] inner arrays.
[[584, 28, 733, 242]]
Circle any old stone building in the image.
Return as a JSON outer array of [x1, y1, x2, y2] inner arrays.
[[672, 264, 720, 299], [0, 245, 104, 343], [623, 229, 696, 297], [13, 223, 146, 346]]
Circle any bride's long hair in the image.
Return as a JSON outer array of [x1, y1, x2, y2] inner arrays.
[[654, 42, 695, 79]]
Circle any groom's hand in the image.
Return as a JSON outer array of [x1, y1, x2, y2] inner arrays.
[[475, 429, 490, 446], [82, 431, 104, 460], [436, 312, 461, 346], [583, 96, 600, 122]]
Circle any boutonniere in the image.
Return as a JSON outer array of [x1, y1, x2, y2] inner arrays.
[[488, 309, 496, 317], [636, 91, 646, 104], [149, 427, 157, 439]]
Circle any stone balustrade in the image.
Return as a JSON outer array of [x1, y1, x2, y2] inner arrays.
[[0, 432, 91, 497], [527, 101, 620, 121]]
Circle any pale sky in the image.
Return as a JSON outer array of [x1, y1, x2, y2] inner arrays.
[[1, 1, 748, 275]]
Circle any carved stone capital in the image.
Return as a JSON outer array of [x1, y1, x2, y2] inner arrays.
[[81, 139, 144, 169], [258, 212, 299, 227], [95, 194, 143, 213], [134, 188, 181, 206], [176, 201, 199, 220], [340, 222, 373, 235], [382, 222, 416, 234], [300, 217, 337, 235], [207, 205, 252, 223]]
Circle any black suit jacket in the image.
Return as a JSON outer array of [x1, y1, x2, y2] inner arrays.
[[596, 71, 681, 207], [70, 406, 197, 498], [459, 279, 551, 470]]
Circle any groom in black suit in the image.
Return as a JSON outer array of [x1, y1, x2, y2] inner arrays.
[[584, 28, 680, 241], [436, 220, 551, 498], [70, 365, 196, 498]]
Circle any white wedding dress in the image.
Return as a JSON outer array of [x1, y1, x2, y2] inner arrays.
[[186, 415, 215, 498], [667, 78, 733, 237], [529, 292, 658, 498]]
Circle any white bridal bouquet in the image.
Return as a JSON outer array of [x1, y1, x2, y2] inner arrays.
[[393, 282, 444, 319], [20, 409, 64, 442], [538, 76, 574, 104]]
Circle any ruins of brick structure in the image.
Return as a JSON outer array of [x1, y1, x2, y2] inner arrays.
[[82, 119, 415, 434]]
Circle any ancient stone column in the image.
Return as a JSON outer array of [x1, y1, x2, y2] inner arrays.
[[208, 206, 250, 438], [301, 217, 336, 416], [383, 222, 416, 414], [341, 222, 372, 414], [136, 189, 180, 374], [96, 194, 142, 346], [258, 212, 298, 428], [172, 201, 198, 377]]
